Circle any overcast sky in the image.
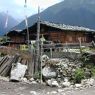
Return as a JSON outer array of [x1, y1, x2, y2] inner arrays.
[[0, 0, 63, 20]]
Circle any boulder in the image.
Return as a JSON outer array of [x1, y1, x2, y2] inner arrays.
[[10, 63, 27, 81], [42, 66, 57, 79]]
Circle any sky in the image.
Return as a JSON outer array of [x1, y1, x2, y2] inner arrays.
[[0, 0, 63, 21]]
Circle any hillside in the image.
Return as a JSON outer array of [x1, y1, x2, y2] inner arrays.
[[0, 12, 18, 35], [13, 0, 95, 30]]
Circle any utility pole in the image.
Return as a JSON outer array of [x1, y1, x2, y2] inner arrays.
[[5, 11, 8, 42], [35, 6, 40, 74], [24, 0, 30, 49]]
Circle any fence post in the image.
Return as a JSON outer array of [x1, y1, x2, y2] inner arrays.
[[50, 48, 53, 58]]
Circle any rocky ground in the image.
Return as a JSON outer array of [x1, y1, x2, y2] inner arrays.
[[0, 79, 95, 95]]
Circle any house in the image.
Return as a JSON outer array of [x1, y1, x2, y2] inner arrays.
[[7, 21, 95, 48]]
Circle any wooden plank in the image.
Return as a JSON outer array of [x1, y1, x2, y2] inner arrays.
[[0, 57, 11, 75], [0, 56, 9, 66], [0, 57, 3, 62], [0, 54, 20, 76], [0, 55, 20, 76], [0, 57, 13, 76], [0, 57, 9, 73]]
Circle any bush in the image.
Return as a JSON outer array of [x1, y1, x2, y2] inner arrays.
[[0, 52, 7, 57], [73, 68, 85, 83]]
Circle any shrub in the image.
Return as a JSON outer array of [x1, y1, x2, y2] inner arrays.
[[73, 68, 85, 83]]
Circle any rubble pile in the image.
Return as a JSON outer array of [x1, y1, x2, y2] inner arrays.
[[42, 55, 82, 80], [41, 55, 95, 88]]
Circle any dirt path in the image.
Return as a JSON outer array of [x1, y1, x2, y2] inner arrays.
[[0, 80, 95, 95]]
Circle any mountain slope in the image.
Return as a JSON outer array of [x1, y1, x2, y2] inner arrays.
[[14, 0, 95, 30], [0, 12, 18, 35]]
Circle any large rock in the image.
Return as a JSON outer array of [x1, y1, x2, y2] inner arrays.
[[42, 66, 57, 79], [10, 63, 27, 81]]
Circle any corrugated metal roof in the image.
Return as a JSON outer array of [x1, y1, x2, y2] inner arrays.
[[8, 21, 95, 34], [41, 21, 95, 32]]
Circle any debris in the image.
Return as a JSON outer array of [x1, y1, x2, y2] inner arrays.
[[51, 80, 59, 87], [57, 89, 64, 93], [30, 91, 37, 95], [75, 84, 82, 88], [50, 91, 57, 94], [21, 78, 28, 83], [87, 78, 94, 86], [31, 81, 38, 84], [0, 76, 9, 81], [46, 79, 59, 87], [29, 78, 34, 82], [81, 78, 94, 87], [61, 81, 71, 87]]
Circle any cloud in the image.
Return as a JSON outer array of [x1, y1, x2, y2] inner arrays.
[[15, 0, 61, 12], [29, 0, 61, 10], [0, 0, 63, 20]]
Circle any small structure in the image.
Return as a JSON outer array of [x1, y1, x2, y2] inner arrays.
[[7, 21, 95, 48]]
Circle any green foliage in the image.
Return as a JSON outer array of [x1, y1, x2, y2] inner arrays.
[[81, 53, 91, 62], [80, 53, 93, 68], [73, 68, 85, 83], [0, 52, 7, 57], [0, 36, 10, 44]]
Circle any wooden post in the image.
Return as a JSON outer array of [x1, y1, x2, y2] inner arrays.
[[24, 4, 30, 50], [40, 34, 45, 83], [35, 6, 40, 74], [78, 37, 82, 54], [50, 48, 53, 58], [65, 42, 74, 60], [40, 41, 43, 83], [4, 11, 8, 42]]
